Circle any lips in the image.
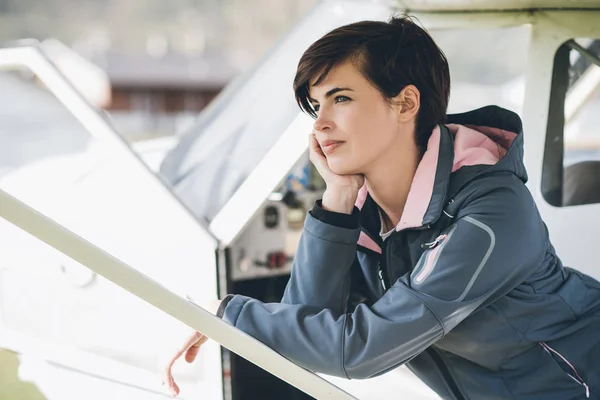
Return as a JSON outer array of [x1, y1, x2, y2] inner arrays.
[[320, 139, 345, 154]]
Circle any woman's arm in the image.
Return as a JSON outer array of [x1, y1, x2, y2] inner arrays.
[[279, 200, 361, 314], [275, 133, 365, 313], [219, 179, 546, 379]]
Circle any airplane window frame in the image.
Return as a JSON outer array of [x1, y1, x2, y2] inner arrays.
[[542, 38, 600, 207]]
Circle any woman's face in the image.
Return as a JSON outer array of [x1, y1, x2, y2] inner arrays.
[[309, 61, 416, 176]]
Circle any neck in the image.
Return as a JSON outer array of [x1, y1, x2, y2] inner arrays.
[[364, 143, 421, 228]]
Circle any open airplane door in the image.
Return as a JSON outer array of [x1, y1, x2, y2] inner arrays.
[[0, 45, 223, 399]]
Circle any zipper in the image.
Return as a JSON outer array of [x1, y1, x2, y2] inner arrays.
[[428, 348, 466, 400], [413, 224, 459, 285], [358, 226, 388, 292], [378, 225, 430, 292], [540, 342, 590, 398], [421, 234, 448, 250], [377, 224, 464, 398], [378, 238, 391, 292], [414, 234, 448, 284], [378, 269, 387, 291]]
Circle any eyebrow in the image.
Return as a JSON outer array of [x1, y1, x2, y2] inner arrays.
[[308, 87, 354, 103]]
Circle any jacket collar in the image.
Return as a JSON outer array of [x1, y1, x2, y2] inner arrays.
[[356, 124, 454, 234]]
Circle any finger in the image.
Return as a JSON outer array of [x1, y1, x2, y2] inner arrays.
[[161, 363, 181, 397], [166, 369, 180, 397], [184, 335, 208, 363], [171, 380, 180, 397], [159, 330, 203, 395], [160, 369, 172, 395], [309, 133, 324, 155], [171, 331, 203, 362], [309, 134, 327, 165]]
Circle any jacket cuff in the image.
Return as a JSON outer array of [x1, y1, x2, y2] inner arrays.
[[309, 200, 360, 229], [216, 294, 236, 319]]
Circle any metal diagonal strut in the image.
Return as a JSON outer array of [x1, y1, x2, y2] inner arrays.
[[0, 188, 358, 400]]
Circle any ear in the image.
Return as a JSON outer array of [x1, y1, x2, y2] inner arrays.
[[394, 85, 420, 122]]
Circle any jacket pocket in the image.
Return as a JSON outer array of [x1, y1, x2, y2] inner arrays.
[[413, 225, 457, 285], [540, 342, 590, 398]]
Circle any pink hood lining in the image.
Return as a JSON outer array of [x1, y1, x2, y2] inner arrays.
[[358, 231, 382, 254], [356, 185, 382, 254], [355, 124, 517, 239]]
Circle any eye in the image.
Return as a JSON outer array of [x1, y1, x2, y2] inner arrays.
[[312, 103, 320, 112], [334, 95, 351, 104]]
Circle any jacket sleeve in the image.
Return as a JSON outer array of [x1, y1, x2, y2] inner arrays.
[[280, 200, 361, 314], [220, 182, 547, 379]]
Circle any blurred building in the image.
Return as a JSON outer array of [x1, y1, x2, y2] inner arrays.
[[92, 51, 238, 113], [0, 0, 320, 141], [91, 50, 241, 140]]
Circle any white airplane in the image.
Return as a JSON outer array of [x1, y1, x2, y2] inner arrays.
[[0, 1, 599, 399]]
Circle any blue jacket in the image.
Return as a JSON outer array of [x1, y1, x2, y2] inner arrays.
[[218, 106, 600, 399]]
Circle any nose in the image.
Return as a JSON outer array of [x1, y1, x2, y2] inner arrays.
[[313, 109, 333, 133]]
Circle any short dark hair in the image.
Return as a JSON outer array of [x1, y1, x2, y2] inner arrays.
[[293, 15, 450, 151]]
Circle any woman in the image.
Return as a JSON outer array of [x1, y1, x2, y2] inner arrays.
[[162, 16, 600, 399]]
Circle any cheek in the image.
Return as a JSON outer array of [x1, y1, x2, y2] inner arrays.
[[346, 107, 398, 158], [327, 125, 397, 175]]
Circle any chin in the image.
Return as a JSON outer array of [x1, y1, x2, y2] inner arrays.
[[327, 158, 360, 176]]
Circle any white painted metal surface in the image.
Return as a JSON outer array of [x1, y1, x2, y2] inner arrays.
[[211, 113, 313, 246], [0, 188, 358, 400], [0, 46, 223, 399]]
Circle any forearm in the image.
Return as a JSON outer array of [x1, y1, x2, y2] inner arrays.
[[280, 201, 360, 313], [222, 286, 444, 380]]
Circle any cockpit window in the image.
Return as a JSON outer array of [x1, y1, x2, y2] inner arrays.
[[542, 38, 600, 206]]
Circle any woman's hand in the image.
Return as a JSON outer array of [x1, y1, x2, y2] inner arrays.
[[309, 133, 364, 214], [160, 299, 221, 397]]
